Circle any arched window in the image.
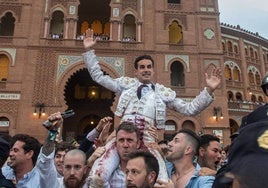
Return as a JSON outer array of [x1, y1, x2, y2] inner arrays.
[[227, 41, 233, 52], [49, 11, 64, 38], [227, 91, 234, 101], [249, 47, 254, 58], [0, 12, 15, 36], [169, 21, 183, 44], [104, 22, 110, 36], [248, 70, 254, 84], [77, 0, 110, 39], [245, 48, 248, 56], [170, 61, 184, 86], [235, 92, 243, 101], [255, 72, 261, 85], [182, 120, 195, 131], [123, 14, 136, 42], [0, 54, 10, 81], [233, 66, 240, 81], [224, 65, 232, 80], [255, 51, 258, 60], [222, 42, 226, 52], [165, 120, 176, 132], [164, 120, 177, 140], [91, 20, 103, 35], [234, 45, 238, 54], [258, 96, 264, 103], [80, 21, 89, 35], [251, 95, 257, 103]]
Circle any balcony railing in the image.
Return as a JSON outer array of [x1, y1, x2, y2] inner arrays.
[[228, 101, 263, 112]]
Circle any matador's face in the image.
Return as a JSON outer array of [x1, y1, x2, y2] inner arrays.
[[135, 59, 155, 84]]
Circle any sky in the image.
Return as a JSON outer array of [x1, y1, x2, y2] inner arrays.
[[218, 0, 268, 39]]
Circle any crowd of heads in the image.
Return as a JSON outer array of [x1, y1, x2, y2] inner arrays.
[[1, 116, 268, 188]]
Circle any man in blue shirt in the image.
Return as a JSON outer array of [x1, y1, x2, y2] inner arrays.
[[2, 134, 41, 187], [160, 129, 214, 188]]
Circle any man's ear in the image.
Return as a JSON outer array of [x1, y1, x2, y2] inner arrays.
[[136, 139, 141, 149], [148, 171, 157, 185], [26, 150, 34, 160], [199, 147, 205, 157], [83, 165, 89, 175], [184, 145, 194, 155], [134, 69, 138, 76]]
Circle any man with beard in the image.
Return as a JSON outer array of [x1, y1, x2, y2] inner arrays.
[[162, 129, 214, 188], [1, 134, 41, 187], [37, 112, 107, 188], [83, 28, 222, 186], [62, 149, 87, 188], [126, 151, 159, 188]]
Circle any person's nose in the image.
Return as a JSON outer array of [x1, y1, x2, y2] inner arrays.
[[144, 67, 151, 72], [122, 140, 129, 147], [217, 152, 222, 159], [168, 140, 173, 147], [9, 150, 14, 156], [70, 167, 75, 175], [126, 173, 133, 182], [60, 156, 64, 162]]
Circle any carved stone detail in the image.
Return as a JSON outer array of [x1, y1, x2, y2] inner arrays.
[[0, 100, 18, 114], [33, 49, 57, 106], [0, 5, 22, 22], [122, 0, 137, 11], [164, 13, 187, 30]]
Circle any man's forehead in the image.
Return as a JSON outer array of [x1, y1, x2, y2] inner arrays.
[[127, 157, 145, 168], [174, 133, 185, 140], [208, 140, 221, 148], [138, 59, 153, 65], [64, 155, 84, 164], [56, 150, 67, 155], [117, 130, 137, 138], [12, 140, 25, 148]]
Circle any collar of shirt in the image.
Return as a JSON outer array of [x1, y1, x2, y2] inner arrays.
[[138, 83, 154, 90]]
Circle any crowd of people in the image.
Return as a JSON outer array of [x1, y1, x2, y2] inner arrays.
[[1, 28, 268, 188]]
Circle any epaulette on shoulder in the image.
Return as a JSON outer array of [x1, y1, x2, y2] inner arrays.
[[119, 77, 138, 89], [155, 83, 176, 101]]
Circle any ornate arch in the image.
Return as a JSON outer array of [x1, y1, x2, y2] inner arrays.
[[224, 60, 241, 72], [166, 18, 185, 31], [0, 10, 19, 23], [165, 54, 190, 72], [50, 5, 67, 17], [0, 49, 15, 66], [56, 58, 121, 110], [121, 8, 138, 21], [164, 14, 187, 30], [180, 116, 200, 131], [247, 65, 260, 74]]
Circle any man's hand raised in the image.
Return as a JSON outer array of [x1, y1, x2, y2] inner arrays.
[[83, 29, 97, 49], [205, 67, 222, 95]]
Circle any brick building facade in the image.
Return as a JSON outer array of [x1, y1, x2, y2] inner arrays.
[[0, 0, 267, 146]]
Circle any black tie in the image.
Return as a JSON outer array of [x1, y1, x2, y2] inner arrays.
[[137, 85, 148, 99]]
